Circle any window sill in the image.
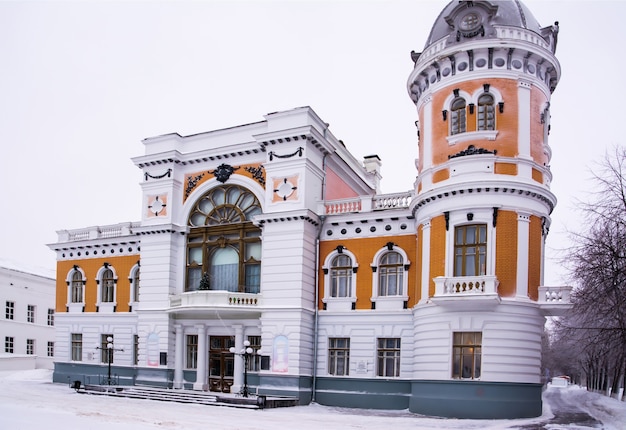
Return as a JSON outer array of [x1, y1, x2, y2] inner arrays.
[[447, 130, 498, 145]]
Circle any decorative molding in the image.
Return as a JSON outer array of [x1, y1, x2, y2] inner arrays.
[[449, 144, 497, 159], [269, 147, 303, 161], [144, 169, 172, 181], [244, 165, 265, 186], [210, 163, 240, 183], [185, 173, 205, 198]]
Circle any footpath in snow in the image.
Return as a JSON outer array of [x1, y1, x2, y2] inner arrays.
[[0, 370, 624, 430]]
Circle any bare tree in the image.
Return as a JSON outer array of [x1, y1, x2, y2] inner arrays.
[[550, 146, 626, 398]]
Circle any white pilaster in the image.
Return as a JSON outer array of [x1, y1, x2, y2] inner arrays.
[[193, 324, 207, 390], [517, 80, 532, 160], [173, 324, 183, 389], [231, 325, 244, 394], [419, 221, 431, 303]]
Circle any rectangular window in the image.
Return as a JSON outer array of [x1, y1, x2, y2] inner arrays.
[[377, 338, 400, 377], [452, 332, 482, 379], [47, 341, 54, 357], [26, 339, 35, 355], [247, 336, 262, 372], [100, 334, 113, 364], [47, 309, 54, 326], [5, 336, 14, 353], [186, 335, 198, 369], [27, 304, 35, 323], [5, 301, 14, 320], [71, 334, 82, 361], [328, 338, 350, 376], [454, 224, 487, 276]]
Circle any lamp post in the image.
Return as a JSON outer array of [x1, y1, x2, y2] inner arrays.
[[229, 340, 254, 397], [95, 336, 124, 385]]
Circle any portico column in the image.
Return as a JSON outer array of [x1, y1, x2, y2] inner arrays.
[[231, 325, 244, 394], [173, 324, 184, 389], [193, 324, 207, 391]]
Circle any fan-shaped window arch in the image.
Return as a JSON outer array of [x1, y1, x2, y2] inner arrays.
[[186, 185, 262, 293]]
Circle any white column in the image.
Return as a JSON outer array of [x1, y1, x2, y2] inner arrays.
[[422, 95, 433, 171], [231, 325, 244, 394], [517, 80, 532, 161], [516, 212, 531, 298], [173, 324, 184, 389], [193, 324, 207, 391], [419, 221, 431, 303]]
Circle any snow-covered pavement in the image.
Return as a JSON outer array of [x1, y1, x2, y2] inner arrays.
[[1, 370, 624, 430]]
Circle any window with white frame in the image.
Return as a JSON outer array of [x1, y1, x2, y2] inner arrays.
[[477, 92, 495, 130], [5, 336, 14, 353], [27, 304, 35, 323], [71, 333, 82, 361], [378, 252, 404, 296], [454, 224, 487, 276], [247, 335, 262, 372], [47, 308, 54, 326], [132, 266, 140, 303], [70, 270, 84, 303], [26, 339, 35, 355], [101, 268, 115, 303], [186, 334, 198, 369], [5, 301, 14, 320], [47, 341, 54, 357], [377, 338, 400, 377], [452, 332, 482, 379], [328, 338, 350, 376], [330, 254, 353, 298], [450, 95, 467, 135]]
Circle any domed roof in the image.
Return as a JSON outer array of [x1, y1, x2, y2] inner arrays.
[[424, 0, 546, 49]]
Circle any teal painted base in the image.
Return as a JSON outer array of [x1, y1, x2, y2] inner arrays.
[[53, 363, 541, 419], [410, 380, 543, 419]]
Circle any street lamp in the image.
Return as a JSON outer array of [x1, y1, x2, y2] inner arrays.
[[95, 336, 124, 385], [229, 340, 254, 397]]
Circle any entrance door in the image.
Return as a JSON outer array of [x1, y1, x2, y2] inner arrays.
[[208, 336, 235, 393]]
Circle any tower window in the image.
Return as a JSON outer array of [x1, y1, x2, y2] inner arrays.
[[454, 224, 487, 276], [452, 332, 482, 379], [477, 93, 495, 130], [450, 96, 467, 135]]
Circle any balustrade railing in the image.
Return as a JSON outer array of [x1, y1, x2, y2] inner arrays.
[[324, 191, 413, 215], [434, 275, 499, 297], [538, 286, 572, 304], [170, 290, 260, 309]]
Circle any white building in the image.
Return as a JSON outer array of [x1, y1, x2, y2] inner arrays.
[[1, 261, 56, 370], [48, 0, 572, 418]]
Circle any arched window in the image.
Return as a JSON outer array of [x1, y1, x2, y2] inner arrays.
[[133, 268, 140, 302], [378, 252, 404, 296], [186, 184, 262, 293], [71, 271, 83, 303], [101, 269, 115, 303], [330, 255, 353, 298], [477, 92, 495, 131], [451, 96, 467, 135]]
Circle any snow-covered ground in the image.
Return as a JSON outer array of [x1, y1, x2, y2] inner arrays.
[[1, 370, 624, 430]]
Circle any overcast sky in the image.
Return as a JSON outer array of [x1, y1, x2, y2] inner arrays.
[[1, 0, 623, 286]]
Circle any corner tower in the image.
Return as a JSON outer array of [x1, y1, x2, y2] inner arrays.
[[408, 1, 563, 418]]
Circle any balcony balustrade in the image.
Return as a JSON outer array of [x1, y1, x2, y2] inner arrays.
[[169, 290, 261, 313], [538, 285, 573, 316], [432, 275, 500, 310]]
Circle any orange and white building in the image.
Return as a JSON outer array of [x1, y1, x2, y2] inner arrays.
[[48, 0, 571, 418]]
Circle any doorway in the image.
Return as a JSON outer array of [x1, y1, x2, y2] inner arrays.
[[208, 336, 235, 393]]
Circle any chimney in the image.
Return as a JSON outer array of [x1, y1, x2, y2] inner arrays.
[[363, 154, 382, 193]]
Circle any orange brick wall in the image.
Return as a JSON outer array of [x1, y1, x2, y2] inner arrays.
[[495, 210, 518, 297], [495, 162, 517, 176], [429, 215, 446, 298], [55, 255, 139, 313], [532, 168, 543, 184], [432, 168, 450, 184], [319, 235, 417, 309], [528, 215, 542, 300]]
